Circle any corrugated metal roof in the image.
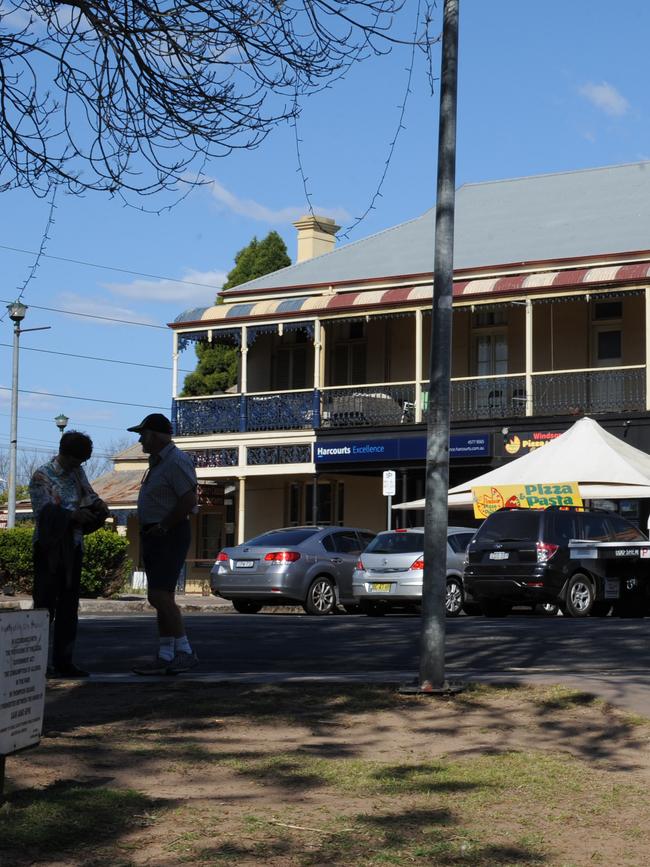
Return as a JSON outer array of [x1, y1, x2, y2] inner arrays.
[[174, 161, 650, 326], [92, 469, 143, 506]]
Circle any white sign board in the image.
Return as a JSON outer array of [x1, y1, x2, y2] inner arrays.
[[0, 610, 48, 755], [382, 470, 396, 497]]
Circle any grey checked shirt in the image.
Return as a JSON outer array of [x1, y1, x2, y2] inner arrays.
[[136, 442, 197, 524]]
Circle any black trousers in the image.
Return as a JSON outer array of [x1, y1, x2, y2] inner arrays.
[[32, 541, 83, 668]]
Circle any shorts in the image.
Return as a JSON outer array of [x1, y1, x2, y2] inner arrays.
[[141, 520, 191, 592]]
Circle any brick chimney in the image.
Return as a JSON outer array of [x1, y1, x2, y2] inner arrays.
[[292, 214, 340, 263]]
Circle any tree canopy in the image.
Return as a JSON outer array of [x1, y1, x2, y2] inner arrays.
[[0, 0, 433, 197], [181, 231, 291, 396]]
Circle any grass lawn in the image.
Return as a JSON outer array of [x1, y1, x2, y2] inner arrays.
[[2, 682, 650, 866]]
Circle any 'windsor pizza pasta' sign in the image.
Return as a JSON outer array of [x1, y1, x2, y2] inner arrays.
[[472, 483, 583, 519]]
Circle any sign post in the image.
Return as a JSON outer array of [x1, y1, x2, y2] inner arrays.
[[0, 610, 48, 799], [383, 470, 396, 530]]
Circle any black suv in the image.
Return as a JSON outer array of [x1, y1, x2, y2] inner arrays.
[[463, 507, 648, 617]]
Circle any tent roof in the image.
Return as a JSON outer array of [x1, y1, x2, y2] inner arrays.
[[395, 417, 650, 509]]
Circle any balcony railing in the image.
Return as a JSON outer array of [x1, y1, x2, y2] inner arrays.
[[320, 383, 416, 428], [173, 365, 646, 437]]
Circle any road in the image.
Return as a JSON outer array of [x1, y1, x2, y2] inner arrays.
[[75, 611, 650, 716]]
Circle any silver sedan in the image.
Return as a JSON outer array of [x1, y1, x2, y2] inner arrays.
[[211, 525, 376, 615]]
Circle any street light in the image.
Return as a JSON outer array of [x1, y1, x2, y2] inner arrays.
[[6, 301, 50, 528], [54, 413, 69, 434], [7, 302, 27, 529]]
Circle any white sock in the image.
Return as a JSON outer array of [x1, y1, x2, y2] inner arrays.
[[159, 637, 175, 661], [175, 635, 192, 655]]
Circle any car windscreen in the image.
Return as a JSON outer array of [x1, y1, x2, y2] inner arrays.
[[364, 532, 424, 554], [244, 528, 319, 546], [473, 511, 540, 544]]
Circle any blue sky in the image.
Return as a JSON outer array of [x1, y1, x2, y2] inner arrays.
[[1, 0, 650, 474]]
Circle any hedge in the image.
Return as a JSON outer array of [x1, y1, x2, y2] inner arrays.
[[0, 526, 132, 598]]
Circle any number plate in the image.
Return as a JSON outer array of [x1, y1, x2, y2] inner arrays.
[[370, 583, 392, 592], [235, 560, 255, 568], [489, 551, 509, 560]]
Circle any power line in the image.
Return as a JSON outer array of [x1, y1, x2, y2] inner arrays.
[[0, 385, 167, 410], [0, 342, 191, 372], [0, 411, 132, 434], [0, 297, 168, 330], [0, 243, 224, 291]]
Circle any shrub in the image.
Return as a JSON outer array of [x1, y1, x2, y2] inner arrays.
[[0, 526, 34, 593], [81, 530, 132, 598], [0, 527, 132, 598]]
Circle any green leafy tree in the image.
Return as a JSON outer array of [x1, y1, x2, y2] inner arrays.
[[181, 231, 291, 396]]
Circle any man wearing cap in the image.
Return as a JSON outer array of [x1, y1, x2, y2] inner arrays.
[[129, 413, 199, 674]]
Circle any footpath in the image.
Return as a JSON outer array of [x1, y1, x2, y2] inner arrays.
[[0, 592, 232, 614]]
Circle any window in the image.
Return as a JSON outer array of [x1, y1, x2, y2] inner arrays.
[[472, 310, 507, 376], [358, 531, 376, 550], [332, 321, 367, 385], [331, 530, 362, 555], [579, 514, 610, 541], [365, 531, 424, 554], [606, 514, 646, 542], [246, 528, 319, 546], [547, 512, 579, 545], [594, 301, 623, 320], [273, 330, 311, 391], [448, 532, 475, 553]]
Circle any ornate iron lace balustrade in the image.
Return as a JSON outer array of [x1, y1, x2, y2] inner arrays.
[[531, 367, 645, 415], [320, 384, 416, 428], [449, 376, 527, 421], [247, 445, 312, 465], [246, 391, 314, 432], [173, 396, 240, 436], [186, 448, 238, 468]]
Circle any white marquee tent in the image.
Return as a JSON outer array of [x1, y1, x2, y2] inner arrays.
[[394, 417, 650, 510]]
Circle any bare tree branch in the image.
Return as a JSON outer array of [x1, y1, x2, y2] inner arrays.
[[0, 0, 437, 197]]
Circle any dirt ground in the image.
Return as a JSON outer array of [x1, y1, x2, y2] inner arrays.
[[4, 681, 650, 866]]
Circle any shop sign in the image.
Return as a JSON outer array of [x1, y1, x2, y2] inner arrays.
[[499, 430, 562, 458], [315, 433, 490, 464], [472, 482, 583, 519]]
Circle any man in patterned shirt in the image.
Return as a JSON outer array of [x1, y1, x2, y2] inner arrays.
[[128, 413, 199, 675], [30, 431, 109, 678]]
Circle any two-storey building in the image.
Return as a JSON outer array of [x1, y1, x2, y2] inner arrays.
[[171, 162, 650, 590]]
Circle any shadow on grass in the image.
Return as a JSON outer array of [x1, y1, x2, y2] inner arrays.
[[196, 804, 547, 866], [0, 778, 173, 866]]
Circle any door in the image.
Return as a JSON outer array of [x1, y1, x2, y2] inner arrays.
[[325, 530, 364, 602]]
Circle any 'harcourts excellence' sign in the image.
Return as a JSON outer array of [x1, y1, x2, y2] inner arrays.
[[315, 434, 489, 464]]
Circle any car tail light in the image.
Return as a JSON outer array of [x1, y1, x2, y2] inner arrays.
[[536, 542, 559, 563], [264, 551, 301, 563], [410, 557, 424, 570], [356, 559, 365, 570], [216, 551, 228, 562]]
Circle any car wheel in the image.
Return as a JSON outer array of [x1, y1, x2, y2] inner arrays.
[[536, 603, 559, 616], [359, 600, 386, 617], [563, 572, 595, 617], [231, 600, 263, 614], [303, 576, 336, 615], [481, 600, 512, 617], [445, 577, 464, 617]]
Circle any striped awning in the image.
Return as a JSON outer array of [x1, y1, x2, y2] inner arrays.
[[173, 260, 650, 329]]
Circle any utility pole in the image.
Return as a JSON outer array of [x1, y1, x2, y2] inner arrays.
[[408, 0, 461, 693]]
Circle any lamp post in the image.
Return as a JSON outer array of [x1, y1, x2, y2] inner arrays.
[[7, 302, 27, 529], [6, 302, 51, 528], [54, 413, 69, 434]]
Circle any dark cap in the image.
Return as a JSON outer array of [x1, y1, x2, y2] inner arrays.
[[127, 413, 173, 435]]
